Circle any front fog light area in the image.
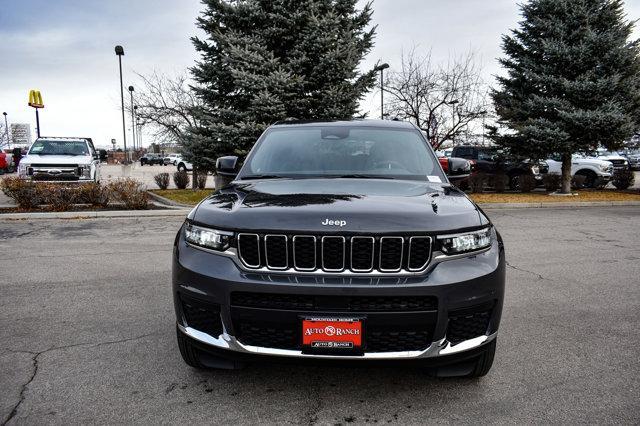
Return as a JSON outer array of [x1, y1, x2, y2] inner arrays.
[[185, 223, 233, 251], [439, 227, 492, 254]]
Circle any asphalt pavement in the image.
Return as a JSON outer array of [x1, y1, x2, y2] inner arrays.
[[1, 207, 639, 424]]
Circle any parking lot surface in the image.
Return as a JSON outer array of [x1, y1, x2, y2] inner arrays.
[[1, 207, 639, 424]]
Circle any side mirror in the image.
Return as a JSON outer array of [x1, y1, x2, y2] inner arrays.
[[445, 157, 472, 181], [216, 156, 239, 177]]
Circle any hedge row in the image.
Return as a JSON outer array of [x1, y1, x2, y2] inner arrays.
[[0, 177, 148, 211]]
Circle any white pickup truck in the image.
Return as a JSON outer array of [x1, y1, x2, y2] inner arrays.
[[18, 137, 101, 183], [545, 154, 613, 188]]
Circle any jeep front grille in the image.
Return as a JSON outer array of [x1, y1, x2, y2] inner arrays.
[[236, 233, 432, 274]]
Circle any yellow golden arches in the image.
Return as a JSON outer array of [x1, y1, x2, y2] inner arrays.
[[28, 90, 44, 108]]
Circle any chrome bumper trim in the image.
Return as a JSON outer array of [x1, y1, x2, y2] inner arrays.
[[177, 323, 497, 360]]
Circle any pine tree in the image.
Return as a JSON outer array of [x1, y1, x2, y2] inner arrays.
[[491, 0, 640, 193], [183, 0, 377, 172]]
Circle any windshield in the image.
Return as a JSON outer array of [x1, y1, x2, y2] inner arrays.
[[29, 139, 89, 156], [238, 126, 445, 182]]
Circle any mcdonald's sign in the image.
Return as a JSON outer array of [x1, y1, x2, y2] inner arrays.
[[28, 90, 44, 108]]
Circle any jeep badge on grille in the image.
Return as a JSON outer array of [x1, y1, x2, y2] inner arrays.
[[322, 219, 347, 227]]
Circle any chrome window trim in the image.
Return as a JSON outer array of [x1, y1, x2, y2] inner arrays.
[[407, 236, 432, 272], [237, 233, 261, 269], [292, 235, 316, 271], [321, 236, 345, 272], [350, 236, 375, 272], [379, 236, 404, 272], [264, 234, 288, 270]]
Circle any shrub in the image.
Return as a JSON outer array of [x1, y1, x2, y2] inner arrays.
[[519, 174, 537, 193], [572, 174, 586, 190], [106, 178, 148, 209], [542, 173, 562, 192], [154, 173, 170, 190], [196, 172, 208, 190], [611, 168, 634, 190], [468, 173, 486, 193], [490, 173, 508, 193], [173, 171, 190, 189], [0, 177, 43, 209], [76, 182, 110, 207], [42, 185, 76, 211]]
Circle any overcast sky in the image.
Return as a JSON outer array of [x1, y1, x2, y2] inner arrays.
[[1, 0, 639, 148]]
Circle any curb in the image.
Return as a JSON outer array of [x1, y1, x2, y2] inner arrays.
[[478, 201, 640, 209], [146, 191, 194, 208], [0, 208, 191, 220]]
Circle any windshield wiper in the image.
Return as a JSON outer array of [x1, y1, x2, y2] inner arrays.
[[331, 174, 394, 179], [239, 175, 287, 180]]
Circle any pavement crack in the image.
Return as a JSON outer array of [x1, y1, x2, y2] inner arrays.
[[2, 351, 40, 426], [506, 261, 548, 281], [1, 332, 158, 425]]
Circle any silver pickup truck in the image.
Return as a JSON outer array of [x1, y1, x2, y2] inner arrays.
[[18, 137, 101, 183]]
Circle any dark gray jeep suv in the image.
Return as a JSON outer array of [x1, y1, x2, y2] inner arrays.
[[172, 120, 505, 377]]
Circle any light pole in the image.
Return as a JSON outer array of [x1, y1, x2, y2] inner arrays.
[[2, 112, 8, 146], [128, 86, 136, 155], [447, 99, 459, 145], [374, 63, 389, 119], [115, 45, 127, 163], [133, 105, 139, 151], [478, 110, 488, 145]]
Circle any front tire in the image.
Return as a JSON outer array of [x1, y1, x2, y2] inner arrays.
[[178, 163, 186, 172], [176, 326, 244, 370], [176, 326, 206, 369], [433, 338, 497, 378], [576, 169, 597, 188]]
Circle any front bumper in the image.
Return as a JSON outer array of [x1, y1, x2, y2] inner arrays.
[[172, 228, 505, 362]]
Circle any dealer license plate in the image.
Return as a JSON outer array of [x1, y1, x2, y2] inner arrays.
[[302, 317, 363, 352]]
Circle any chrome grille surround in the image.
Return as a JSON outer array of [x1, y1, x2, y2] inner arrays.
[[236, 233, 434, 275]]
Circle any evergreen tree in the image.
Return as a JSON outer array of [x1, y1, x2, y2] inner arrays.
[[183, 0, 377, 171], [491, 0, 640, 193]]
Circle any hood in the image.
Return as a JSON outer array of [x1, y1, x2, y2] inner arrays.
[[191, 178, 486, 234], [22, 154, 92, 165]]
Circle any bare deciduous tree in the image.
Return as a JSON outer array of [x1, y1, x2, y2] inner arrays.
[[130, 71, 204, 146], [384, 49, 489, 149]]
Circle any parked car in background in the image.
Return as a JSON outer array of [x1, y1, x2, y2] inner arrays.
[[140, 153, 165, 166], [451, 145, 547, 189], [18, 137, 101, 182], [590, 150, 629, 171], [620, 149, 640, 171], [176, 158, 193, 172], [0, 151, 15, 174], [435, 151, 473, 177], [545, 154, 613, 188], [164, 153, 182, 166]]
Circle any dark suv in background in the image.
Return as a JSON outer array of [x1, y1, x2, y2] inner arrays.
[[173, 120, 506, 377], [452, 145, 548, 189]]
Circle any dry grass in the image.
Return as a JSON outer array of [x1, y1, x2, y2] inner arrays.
[[470, 190, 640, 203], [151, 189, 212, 205]]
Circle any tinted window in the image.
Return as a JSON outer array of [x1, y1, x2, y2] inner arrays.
[[240, 126, 444, 181]]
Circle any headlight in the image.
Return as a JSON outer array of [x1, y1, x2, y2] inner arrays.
[[600, 164, 611, 172], [184, 223, 232, 251], [79, 164, 92, 178], [531, 165, 540, 174], [18, 163, 28, 177], [438, 227, 492, 255]]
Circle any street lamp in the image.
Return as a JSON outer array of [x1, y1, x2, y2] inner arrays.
[[133, 106, 138, 151], [446, 100, 460, 145], [2, 112, 8, 146], [128, 87, 136, 154], [115, 45, 127, 163], [374, 63, 390, 120]]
